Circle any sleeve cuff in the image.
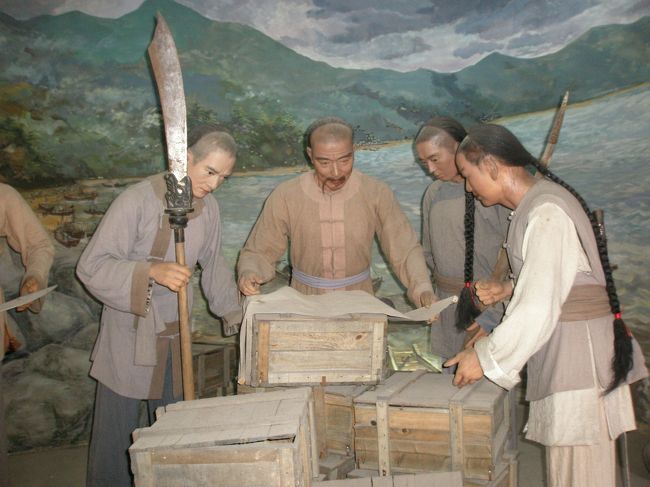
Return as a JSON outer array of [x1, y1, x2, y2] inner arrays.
[[474, 336, 520, 390], [222, 308, 243, 337], [408, 280, 435, 306], [130, 261, 153, 317], [475, 307, 502, 333]]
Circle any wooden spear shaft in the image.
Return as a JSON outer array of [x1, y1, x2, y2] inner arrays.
[[175, 230, 195, 400]]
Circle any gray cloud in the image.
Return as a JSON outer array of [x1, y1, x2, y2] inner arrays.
[[1, 0, 648, 72]]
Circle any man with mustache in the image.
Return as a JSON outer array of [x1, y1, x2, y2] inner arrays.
[[238, 117, 435, 308]]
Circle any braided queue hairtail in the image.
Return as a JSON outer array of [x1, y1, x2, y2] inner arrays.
[[455, 189, 481, 330], [459, 123, 633, 393], [530, 160, 633, 392]]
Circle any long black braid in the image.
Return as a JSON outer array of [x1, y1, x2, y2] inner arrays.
[[459, 124, 634, 393], [531, 160, 633, 392], [414, 117, 478, 330], [455, 189, 481, 330]]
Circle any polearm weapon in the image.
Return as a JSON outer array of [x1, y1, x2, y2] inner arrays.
[[537, 90, 569, 173], [148, 14, 195, 400]]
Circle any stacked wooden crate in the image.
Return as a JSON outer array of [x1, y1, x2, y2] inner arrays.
[[237, 312, 517, 486], [352, 371, 515, 486], [318, 471, 463, 486], [192, 342, 237, 398], [241, 313, 388, 387], [129, 388, 319, 487], [237, 312, 389, 480]]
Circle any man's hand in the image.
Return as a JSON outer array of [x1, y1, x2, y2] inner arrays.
[[149, 262, 192, 292], [444, 348, 484, 387], [16, 277, 40, 312], [475, 279, 513, 306], [418, 290, 437, 308], [238, 271, 263, 296], [463, 322, 489, 349]]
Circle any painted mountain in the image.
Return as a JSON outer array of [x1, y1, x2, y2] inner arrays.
[[0, 0, 648, 185]]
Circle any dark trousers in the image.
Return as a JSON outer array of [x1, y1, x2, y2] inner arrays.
[[86, 357, 179, 487]]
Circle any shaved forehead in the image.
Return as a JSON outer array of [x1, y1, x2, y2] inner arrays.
[[415, 126, 457, 152], [306, 117, 354, 147]]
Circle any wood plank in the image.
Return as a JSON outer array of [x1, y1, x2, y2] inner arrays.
[[269, 351, 371, 371], [376, 398, 391, 476], [256, 321, 271, 386], [370, 321, 387, 383], [267, 371, 379, 385], [313, 385, 328, 458], [270, 330, 373, 351], [262, 319, 383, 333]]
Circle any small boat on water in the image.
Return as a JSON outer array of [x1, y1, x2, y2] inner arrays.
[[84, 205, 107, 215], [64, 187, 98, 201], [101, 180, 128, 188], [39, 203, 75, 216], [54, 222, 96, 247]]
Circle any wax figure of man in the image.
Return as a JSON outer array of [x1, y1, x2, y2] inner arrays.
[[446, 124, 648, 487], [77, 127, 242, 487], [238, 117, 435, 307], [0, 183, 54, 487], [416, 118, 509, 367]]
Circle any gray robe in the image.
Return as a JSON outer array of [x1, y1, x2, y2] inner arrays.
[[77, 174, 240, 399], [422, 180, 509, 359]]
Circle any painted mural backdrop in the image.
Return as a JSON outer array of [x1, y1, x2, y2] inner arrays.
[[0, 0, 649, 452]]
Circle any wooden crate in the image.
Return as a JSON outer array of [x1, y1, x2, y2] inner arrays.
[[130, 388, 318, 487], [353, 371, 511, 482], [243, 313, 387, 387], [349, 455, 516, 487], [238, 383, 370, 459], [316, 471, 463, 486], [324, 385, 371, 456], [192, 342, 237, 398]]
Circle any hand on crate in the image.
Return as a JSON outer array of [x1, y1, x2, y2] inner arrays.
[[444, 348, 484, 387], [238, 271, 263, 295]]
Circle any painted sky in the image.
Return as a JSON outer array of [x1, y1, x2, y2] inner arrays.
[[2, 0, 648, 72]]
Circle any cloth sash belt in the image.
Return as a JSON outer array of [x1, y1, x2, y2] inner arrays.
[[433, 271, 464, 295], [292, 267, 371, 290], [559, 284, 611, 321]]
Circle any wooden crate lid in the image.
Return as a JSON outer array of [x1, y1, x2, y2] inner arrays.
[[131, 389, 312, 450], [324, 384, 371, 397], [253, 313, 387, 324], [354, 372, 504, 410]]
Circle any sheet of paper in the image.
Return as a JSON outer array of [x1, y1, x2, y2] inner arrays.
[[401, 295, 458, 322]]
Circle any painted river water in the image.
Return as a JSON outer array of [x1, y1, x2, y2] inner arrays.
[[211, 86, 650, 344]]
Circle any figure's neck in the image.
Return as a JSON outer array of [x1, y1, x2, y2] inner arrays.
[[502, 170, 536, 209]]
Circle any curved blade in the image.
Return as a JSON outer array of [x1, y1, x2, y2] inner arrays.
[[148, 13, 187, 181]]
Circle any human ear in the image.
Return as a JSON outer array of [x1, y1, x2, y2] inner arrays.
[[483, 155, 500, 181]]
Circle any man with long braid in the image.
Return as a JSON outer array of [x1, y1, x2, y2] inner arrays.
[[446, 124, 647, 487], [415, 118, 509, 367], [238, 117, 435, 308]]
